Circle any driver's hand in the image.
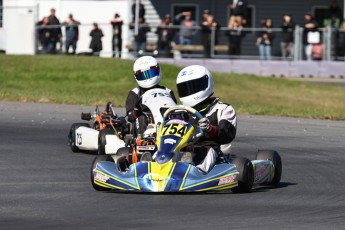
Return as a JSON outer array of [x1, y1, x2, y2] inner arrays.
[[198, 117, 212, 132]]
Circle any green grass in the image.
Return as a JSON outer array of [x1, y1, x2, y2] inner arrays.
[[1, 54, 345, 120]]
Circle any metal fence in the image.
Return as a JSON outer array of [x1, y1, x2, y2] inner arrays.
[[33, 22, 345, 61]]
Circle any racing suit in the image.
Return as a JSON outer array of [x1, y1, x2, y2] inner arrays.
[[192, 97, 237, 173], [125, 85, 177, 135]]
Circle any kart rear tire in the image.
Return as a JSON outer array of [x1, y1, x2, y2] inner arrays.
[[231, 157, 254, 193], [98, 128, 114, 155], [256, 150, 282, 186], [90, 155, 114, 191], [68, 123, 91, 152]]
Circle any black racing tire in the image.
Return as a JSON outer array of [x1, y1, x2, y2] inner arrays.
[[231, 157, 254, 193], [98, 128, 115, 155], [90, 155, 114, 191], [68, 123, 91, 153], [255, 150, 282, 186]]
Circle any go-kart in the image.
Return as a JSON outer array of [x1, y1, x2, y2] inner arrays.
[[91, 105, 282, 193], [104, 88, 176, 163], [68, 102, 128, 155]]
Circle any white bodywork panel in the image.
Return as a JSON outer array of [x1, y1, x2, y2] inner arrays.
[[75, 127, 99, 150], [105, 135, 125, 154]]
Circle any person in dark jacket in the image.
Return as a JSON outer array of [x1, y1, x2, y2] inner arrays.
[[227, 19, 244, 56], [48, 8, 62, 53], [201, 10, 220, 58], [131, 0, 146, 22], [176, 65, 237, 173], [130, 17, 150, 57], [37, 17, 54, 53], [302, 13, 319, 61], [155, 14, 174, 57], [126, 56, 177, 135], [335, 20, 345, 60], [111, 13, 123, 58], [89, 23, 104, 55], [281, 14, 295, 60], [63, 14, 80, 54]]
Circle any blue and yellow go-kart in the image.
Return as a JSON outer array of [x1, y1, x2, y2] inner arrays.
[[90, 105, 282, 193]]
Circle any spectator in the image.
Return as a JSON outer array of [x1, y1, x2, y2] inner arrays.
[[47, 8, 62, 53], [201, 10, 220, 58], [302, 13, 319, 61], [37, 17, 53, 53], [228, 0, 247, 28], [130, 17, 150, 57], [132, 0, 145, 22], [227, 19, 244, 57], [256, 18, 275, 60], [175, 11, 197, 45], [335, 20, 345, 60], [281, 14, 295, 60], [324, 0, 343, 27], [63, 14, 80, 55], [155, 14, 174, 57], [111, 13, 123, 58], [89, 23, 104, 55]]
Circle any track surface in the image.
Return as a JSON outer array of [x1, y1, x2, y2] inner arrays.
[[1, 102, 345, 229]]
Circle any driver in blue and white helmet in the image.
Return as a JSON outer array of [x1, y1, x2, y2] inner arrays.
[[126, 56, 177, 135], [176, 65, 237, 173]]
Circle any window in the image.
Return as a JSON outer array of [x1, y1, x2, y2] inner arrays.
[[171, 4, 199, 25]]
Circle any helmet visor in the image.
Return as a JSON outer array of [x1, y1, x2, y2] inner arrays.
[[177, 75, 209, 98], [134, 65, 160, 81]]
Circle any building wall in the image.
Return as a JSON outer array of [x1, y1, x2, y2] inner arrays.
[[150, 0, 344, 57], [1, 0, 130, 56]]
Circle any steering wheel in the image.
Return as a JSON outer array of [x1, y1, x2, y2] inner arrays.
[[162, 105, 205, 140]]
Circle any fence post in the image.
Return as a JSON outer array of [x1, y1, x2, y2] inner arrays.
[[210, 27, 215, 58], [293, 25, 301, 61]]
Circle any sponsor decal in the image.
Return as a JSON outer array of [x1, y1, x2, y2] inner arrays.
[[218, 174, 237, 185], [95, 173, 109, 182], [181, 71, 187, 77], [77, 133, 82, 145], [164, 138, 177, 145]]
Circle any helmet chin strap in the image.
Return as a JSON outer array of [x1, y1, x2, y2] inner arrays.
[[194, 97, 219, 114]]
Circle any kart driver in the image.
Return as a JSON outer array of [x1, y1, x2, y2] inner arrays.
[[176, 65, 237, 173], [126, 56, 177, 135]]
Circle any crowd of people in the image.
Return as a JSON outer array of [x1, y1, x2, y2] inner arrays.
[[36, 0, 345, 61]]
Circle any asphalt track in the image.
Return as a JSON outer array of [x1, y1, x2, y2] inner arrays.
[[1, 101, 345, 230]]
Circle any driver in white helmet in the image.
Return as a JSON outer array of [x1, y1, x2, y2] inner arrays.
[[176, 65, 237, 173], [126, 56, 177, 135]]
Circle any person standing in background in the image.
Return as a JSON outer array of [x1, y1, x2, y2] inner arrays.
[[256, 18, 275, 60], [156, 14, 174, 57], [89, 23, 104, 56], [281, 14, 295, 60], [48, 8, 62, 53], [201, 10, 220, 58], [175, 11, 197, 45], [63, 14, 80, 55], [111, 13, 123, 58]]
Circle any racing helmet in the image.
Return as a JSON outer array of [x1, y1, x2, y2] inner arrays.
[[133, 56, 161, 89], [176, 65, 214, 107]]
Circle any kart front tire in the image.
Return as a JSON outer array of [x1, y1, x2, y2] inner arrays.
[[98, 128, 114, 155], [231, 157, 254, 193], [68, 123, 91, 152], [90, 155, 113, 191], [256, 150, 282, 186]]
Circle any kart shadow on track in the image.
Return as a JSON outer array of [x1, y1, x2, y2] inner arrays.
[[251, 182, 297, 193]]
